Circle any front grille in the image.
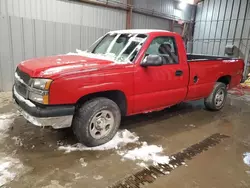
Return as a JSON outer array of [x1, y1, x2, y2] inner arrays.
[[15, 68, 31, 98], [16, 67, 31, 84], [15, 81, 27, 97]]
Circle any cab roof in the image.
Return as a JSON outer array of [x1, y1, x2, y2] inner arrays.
[[109, 29, 172, 34]]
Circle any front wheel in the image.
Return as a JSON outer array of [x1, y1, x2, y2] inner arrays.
[[204, 82, 227, 111], [72, 97, 121, 147]]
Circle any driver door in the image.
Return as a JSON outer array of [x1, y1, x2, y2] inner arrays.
[[133, 35, 188, 113]]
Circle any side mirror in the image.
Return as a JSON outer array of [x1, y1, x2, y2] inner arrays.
[[141, 55, 163, 67]]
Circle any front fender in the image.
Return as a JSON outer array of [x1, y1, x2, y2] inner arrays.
[[78, 82, 129, 99]]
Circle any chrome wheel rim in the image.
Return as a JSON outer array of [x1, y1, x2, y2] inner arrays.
[[89, 110, 115, 139], [215, 89, 225, 107]]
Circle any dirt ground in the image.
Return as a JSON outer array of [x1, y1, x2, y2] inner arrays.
[[0, 91, 250, 188]]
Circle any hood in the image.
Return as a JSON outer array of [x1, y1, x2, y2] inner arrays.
[[18, 55, 116, 78]]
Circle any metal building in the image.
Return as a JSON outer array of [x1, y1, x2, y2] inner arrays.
[[0, 0, 193, 91], [192, 0, 250, 78]]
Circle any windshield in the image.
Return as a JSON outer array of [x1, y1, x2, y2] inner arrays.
[[87, 33, 147, 63]]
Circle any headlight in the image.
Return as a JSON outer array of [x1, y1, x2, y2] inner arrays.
[[32, 79, 52, 90], [28, 78, 52, 104]]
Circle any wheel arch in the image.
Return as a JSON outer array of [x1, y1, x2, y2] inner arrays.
[[76, 90, 127, 116], [217, 75, 231, 86]]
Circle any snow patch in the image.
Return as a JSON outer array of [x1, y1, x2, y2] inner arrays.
[[0, 156, 24, 187], [109, 29, 166, 34], [118, 142, 170, 165], [243, 152, 250, 167], [41, 180, 65, 188], [0, 113, 16, 120], [13, 87, 35, 107], [74, 173, 84, 180], [58, 128, 170, 166], [0, 113, 16, 141], [79, 158, 87, 167], [11, 136, 23, 147], [67, 49, 131, 64], [56, 58, 62, 64], [93, 175, 103, 180], [58, 129, 139, 153], [136, 162, 148, 168], [185, 124, 196, 128], [0, 118, 14, 133]]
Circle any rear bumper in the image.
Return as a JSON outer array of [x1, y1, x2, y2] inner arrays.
[[13, 87, 75, 129]]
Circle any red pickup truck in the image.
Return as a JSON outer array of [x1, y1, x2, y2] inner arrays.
[[13, 29, 244, 146]]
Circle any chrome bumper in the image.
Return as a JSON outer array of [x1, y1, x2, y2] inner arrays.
[[18, 107, 73, 129], [13, 85, 75, 129]]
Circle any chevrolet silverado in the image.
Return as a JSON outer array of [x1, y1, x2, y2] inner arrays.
[[13, 29, 244, 146]]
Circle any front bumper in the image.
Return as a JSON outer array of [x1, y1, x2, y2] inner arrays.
[[13, 86, 75, 129], [19, 109, 73, 129]]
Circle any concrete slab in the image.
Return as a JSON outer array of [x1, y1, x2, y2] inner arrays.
[[0, 92, 249, 188]]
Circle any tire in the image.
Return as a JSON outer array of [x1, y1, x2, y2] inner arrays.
[[204, 82, 227, 111], [72, 97, 121, 147]]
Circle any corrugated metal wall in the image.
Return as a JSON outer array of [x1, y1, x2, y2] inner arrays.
[[132, 13, 183, 35], [132, 0, 195, 34], [192, 0, 250, 58], [132, 13, 170, 30], [0, 0, 192, 91], [0, 0, 126, 91], [133, 0, 194, 21]]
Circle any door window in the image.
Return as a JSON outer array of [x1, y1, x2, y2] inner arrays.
[[146, 37, 178, 64]]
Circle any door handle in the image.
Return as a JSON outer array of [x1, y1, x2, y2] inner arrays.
[[175, 70, 183, 76]]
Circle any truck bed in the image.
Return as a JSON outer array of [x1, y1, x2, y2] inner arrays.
[[185, 56, 244, 101], [187, 54, 236, 62]]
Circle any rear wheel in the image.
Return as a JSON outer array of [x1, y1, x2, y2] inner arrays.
[[72, 97, 121, 147], [204, 82, 227, 111]]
